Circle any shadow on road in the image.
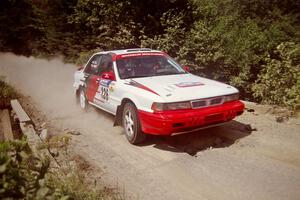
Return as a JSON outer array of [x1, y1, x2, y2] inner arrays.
[[139, 121, 255, 156]]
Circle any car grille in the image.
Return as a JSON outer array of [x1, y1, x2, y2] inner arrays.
[[191, 96, 224, 109], [191, 100, 206, 108]]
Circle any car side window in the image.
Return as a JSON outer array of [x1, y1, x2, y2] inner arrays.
[[98, 54, 113, 75], [84, 55, 102, 75]]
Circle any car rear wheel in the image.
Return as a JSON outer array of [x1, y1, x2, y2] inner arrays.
[[122, 102, 146, 144], [79, 88, 88, 110]]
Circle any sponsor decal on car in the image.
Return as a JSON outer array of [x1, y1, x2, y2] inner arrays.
[[117, 52, 165, 59], [125, 80, 160, 96], [99, 79, 112, 101], [93, 79, 113, 102]]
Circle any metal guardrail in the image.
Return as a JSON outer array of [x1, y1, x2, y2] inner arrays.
[[9, 99, 59, 168]]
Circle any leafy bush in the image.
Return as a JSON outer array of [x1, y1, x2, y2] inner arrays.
[[70, 48, 103, 66], [252, 42, 300, 109], [0, 138, 123, 200], [0, 138, 53, 199], [141, 10, 187, 57], [0, 78, 18, 108], [140, 0, 300, 105], [0, 78, 18, 99]]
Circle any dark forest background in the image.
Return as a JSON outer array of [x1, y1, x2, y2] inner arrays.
[[0, 0, 299, 108]]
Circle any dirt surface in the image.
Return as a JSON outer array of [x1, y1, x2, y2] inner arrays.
[[1, 53, 300, 200]]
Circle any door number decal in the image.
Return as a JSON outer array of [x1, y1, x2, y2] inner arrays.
[[97, 79, 112, 101]]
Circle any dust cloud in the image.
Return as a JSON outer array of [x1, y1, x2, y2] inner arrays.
[[0, 53, 82, 119]]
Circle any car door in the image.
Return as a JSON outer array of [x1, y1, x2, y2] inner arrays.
[[83, 54, 103, 103], [94, 54, 117, 113]]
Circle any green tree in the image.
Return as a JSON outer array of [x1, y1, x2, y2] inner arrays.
[[176, 0, 299, 100], [0, 0, 45, 55], [253, 42, 300, 109]]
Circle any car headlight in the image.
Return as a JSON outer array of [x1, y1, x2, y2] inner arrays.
[[151, 101, 191, 111], [224, 93, 239, 102]]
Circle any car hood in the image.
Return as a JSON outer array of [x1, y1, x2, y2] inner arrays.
[[131, 74, 239, 102]]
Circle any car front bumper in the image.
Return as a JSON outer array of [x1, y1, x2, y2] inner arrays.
[[138, 100, 245, 135]]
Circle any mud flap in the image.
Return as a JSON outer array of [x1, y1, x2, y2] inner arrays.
[[113, 105, 122, 127]]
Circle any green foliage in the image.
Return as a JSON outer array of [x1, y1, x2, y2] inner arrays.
[[68, 48, 103, 65], [0, 78, 18, 108], [0, 0, 46, 55], [0, 138, 123, 199], [253, 42, 300, 109], [0, 138, 53, 199], [178, 0, 298, 89], [176, 0, 299, 102], [141, 10, 187, 56], [68, 0, 191, 51], [69, 0, 139, 49], [0, 79, 18, 99]]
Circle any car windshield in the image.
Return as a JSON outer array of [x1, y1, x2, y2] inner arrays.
[[116, 55, 186, 79]]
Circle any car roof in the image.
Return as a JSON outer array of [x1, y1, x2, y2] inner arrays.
[[96, 48, 163, 56]]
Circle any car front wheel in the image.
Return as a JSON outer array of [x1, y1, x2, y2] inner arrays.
[[122, 102, 146, 144]]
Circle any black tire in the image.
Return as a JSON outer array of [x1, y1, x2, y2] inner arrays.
[[122, 102, 146, 144], [79, 88, 88, 110]]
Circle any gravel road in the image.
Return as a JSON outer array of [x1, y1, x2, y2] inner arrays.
[[1, 53, 300, 200]]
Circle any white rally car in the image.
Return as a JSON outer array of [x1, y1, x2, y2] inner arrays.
[[73, 48, 244, 144]]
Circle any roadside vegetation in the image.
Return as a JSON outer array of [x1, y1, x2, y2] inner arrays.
[[0, 78, 18, 108], [0, 138, 123, 200], [0, 0, 299, 109]]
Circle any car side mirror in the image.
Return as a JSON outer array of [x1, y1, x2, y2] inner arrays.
[[183, 65, 190, 72], [102, 72, 116, 81]]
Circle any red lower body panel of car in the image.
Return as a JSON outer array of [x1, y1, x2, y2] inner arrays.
[[138, 100, 245, 135]]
